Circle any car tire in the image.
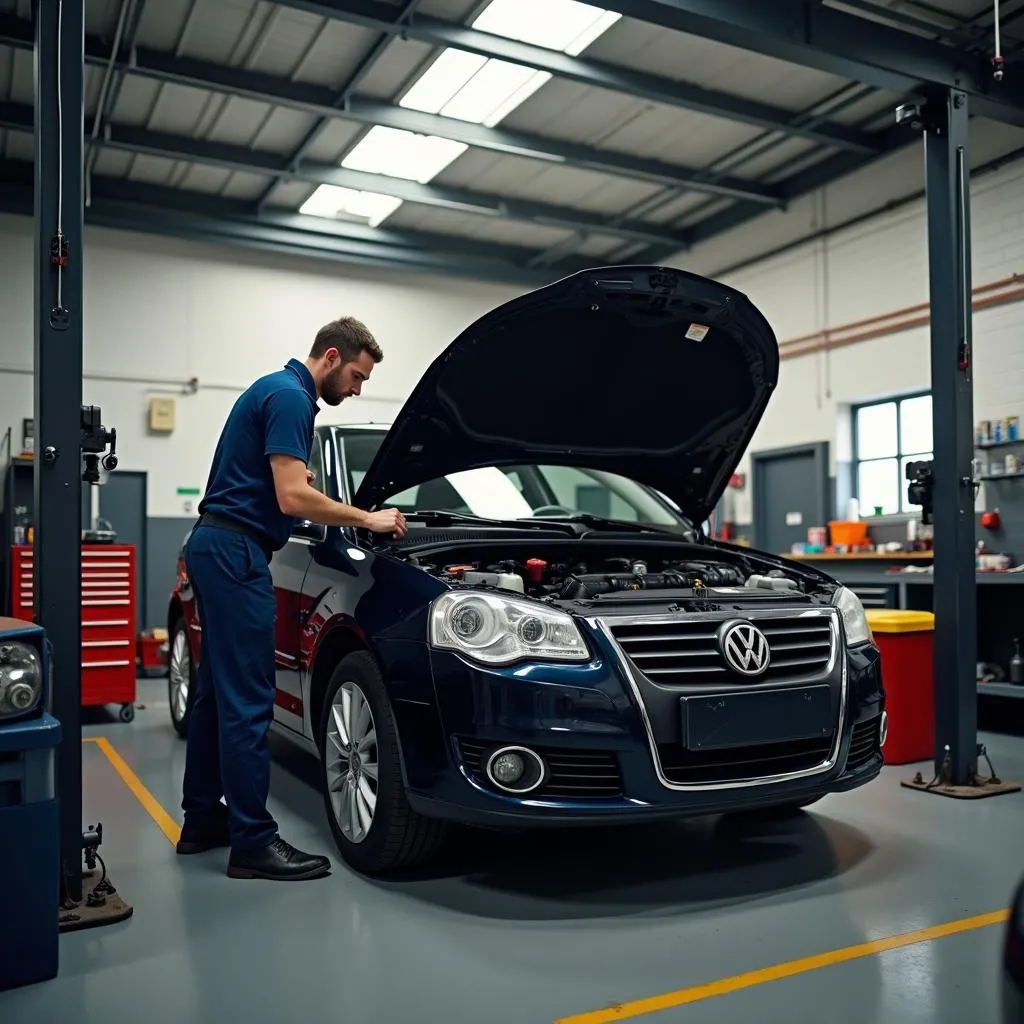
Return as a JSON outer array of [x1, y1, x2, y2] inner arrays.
[[317, 651, 447, 876], [168, 618, 195, 740]]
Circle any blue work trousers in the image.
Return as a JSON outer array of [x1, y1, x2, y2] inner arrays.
[[181, 524, 278, 850]]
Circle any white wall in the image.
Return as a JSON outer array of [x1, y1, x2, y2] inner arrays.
[[0, 214, 519, 517], [2, 150, 1022, 529], [710, 155, 1024, 526]]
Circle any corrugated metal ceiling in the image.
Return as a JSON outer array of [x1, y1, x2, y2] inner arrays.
[[0, 0, 1021, 282]]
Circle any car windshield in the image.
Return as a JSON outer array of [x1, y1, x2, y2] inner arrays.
[[334, 428, 694, 535]]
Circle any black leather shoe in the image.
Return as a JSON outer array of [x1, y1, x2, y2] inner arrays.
[[226, 836, 332, 881], [176, 804, 230, 855]]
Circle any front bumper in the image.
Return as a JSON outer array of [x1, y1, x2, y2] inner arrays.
[[392, 607, 885, 828]]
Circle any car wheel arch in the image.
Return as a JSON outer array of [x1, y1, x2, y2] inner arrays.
[[309, 628, 417, 792], [167, 597, 184, 640], [168, 596, 201, 663], [309, 623, 376, 730]]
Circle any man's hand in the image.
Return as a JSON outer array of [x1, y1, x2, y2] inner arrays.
[[306, 469, 316, 486], [365, 507, 407, 538]]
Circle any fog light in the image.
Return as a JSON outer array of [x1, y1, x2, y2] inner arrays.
[[492, 751, 525, 785], [879, 710, 889, 748], [484, 745, 546, 794]]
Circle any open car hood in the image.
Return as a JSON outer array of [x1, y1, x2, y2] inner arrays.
[[353, 265, 779, 524]]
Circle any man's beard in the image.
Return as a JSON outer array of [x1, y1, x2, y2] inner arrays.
[[321, 369, 346, 406]]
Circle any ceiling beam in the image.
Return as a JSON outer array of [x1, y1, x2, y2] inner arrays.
[[0, 13, 785, 205], [0, 159, 571, 285], [597, 0, 1024, 127], [0, 100, 692, 250], [627, 122, 920, 264], [270, 0, 882, 154]]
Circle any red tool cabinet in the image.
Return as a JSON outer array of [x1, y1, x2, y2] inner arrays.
[[10, 544, 138, 722]]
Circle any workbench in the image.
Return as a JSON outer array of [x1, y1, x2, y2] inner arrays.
[[788, 554, 1024, 702]]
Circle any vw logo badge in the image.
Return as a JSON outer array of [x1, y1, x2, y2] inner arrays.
[[718, 621, 770, 676]]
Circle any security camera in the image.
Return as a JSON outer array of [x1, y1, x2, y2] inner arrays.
[[906, 460, 935, 524], [895, 102, 926, 132]]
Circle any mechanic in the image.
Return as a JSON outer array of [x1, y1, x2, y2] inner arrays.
[[174, 317, 407, 881]]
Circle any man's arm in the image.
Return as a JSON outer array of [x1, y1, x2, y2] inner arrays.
[[264, 389, 406, 536], [271, 455, 406, 536]]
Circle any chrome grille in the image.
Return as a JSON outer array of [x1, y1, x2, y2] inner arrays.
[[607, 613, 834, 683]]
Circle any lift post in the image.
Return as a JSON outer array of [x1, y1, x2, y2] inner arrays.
[[34, 0, 86, 902], [899, 86, 1019, 799], [925, 85, 977, 786]]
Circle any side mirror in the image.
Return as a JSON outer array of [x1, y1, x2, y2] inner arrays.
[[291, 519, 327, 544]]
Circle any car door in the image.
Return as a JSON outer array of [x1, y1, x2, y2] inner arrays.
[[271, 435, 322, 733], [297, 427, 383, 737]]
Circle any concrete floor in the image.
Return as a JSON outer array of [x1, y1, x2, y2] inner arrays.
[[2, 677, 1023, 1024]]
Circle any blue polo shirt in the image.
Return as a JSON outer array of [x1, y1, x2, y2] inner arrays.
[[198, 358, 319, 551]]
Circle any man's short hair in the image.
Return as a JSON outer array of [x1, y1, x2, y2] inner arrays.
[[310, 317, 383, 364]]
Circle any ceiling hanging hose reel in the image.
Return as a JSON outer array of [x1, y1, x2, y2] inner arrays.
[[993, 0, 1005, 81]]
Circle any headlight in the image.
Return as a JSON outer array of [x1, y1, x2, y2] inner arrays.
[[833, 586, 871, 646], [429, 592, 589, 665], [0, 642, 43, 717]]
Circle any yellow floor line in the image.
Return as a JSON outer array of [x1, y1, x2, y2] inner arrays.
[[83, 736, 181, 846], [555, 908, 1010, 1024]]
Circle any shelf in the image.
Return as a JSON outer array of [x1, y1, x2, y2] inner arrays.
[[978, 472, 1024, 481], [785, 552, 933, 561], [976, 439, 1024, 450], [978, 681, 1024, 699], [899, 573, 1024, 585]]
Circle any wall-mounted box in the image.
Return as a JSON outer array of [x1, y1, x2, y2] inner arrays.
[[147, 397, 175, 433]]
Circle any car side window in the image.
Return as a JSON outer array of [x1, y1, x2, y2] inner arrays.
[[307, 434, 326, 495]]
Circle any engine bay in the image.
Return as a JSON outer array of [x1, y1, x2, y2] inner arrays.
[[402, 539, 833, 610]]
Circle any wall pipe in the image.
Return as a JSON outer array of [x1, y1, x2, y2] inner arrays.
[[779, 273, 1024, 360]]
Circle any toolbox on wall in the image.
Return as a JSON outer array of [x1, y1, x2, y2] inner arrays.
[[10, 543, 138, 722]]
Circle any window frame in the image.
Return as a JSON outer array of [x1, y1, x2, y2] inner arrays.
[[851, 390, 932, 517]]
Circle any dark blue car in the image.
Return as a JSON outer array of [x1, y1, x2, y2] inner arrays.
[[167, 265, 887, 876]]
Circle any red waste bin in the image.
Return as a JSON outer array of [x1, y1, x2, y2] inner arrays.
[[864, 609, 935, 765]]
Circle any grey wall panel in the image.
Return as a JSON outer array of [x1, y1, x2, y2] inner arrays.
[[147, 516, 194, 630]]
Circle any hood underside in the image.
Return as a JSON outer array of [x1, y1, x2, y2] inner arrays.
[[354, 265, 780, 524]]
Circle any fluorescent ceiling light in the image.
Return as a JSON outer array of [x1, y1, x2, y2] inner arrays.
[[399, 1, 618, 127], [306, 127, 465, 230], [399, 48, 488, 114], [340, 125, 468, 184], [471, 0, 621, 55], [450, 62, 550, 128], [402, 48, 551, 128], [299, 184, 403, 228], [313, 1, 618, 227]]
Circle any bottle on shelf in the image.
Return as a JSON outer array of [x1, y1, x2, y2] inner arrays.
[[1011, 638, 1024, 686], [12, 505, 28, 545]]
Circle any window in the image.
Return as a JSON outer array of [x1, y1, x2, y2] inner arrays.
[[852, 392, 932, 515], [334, 427, 690, 533], [307, 432, 326, 495]]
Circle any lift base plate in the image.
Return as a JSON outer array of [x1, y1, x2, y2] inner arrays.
[[58, 867, 133, 933], [900, 775, 1022, 799]]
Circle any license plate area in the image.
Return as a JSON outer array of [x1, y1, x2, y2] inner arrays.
[[681, 685, 833, 751]]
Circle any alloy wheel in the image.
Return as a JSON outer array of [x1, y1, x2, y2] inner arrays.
[[324, 681, 379, 844], [169, 629, 190, 724]]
